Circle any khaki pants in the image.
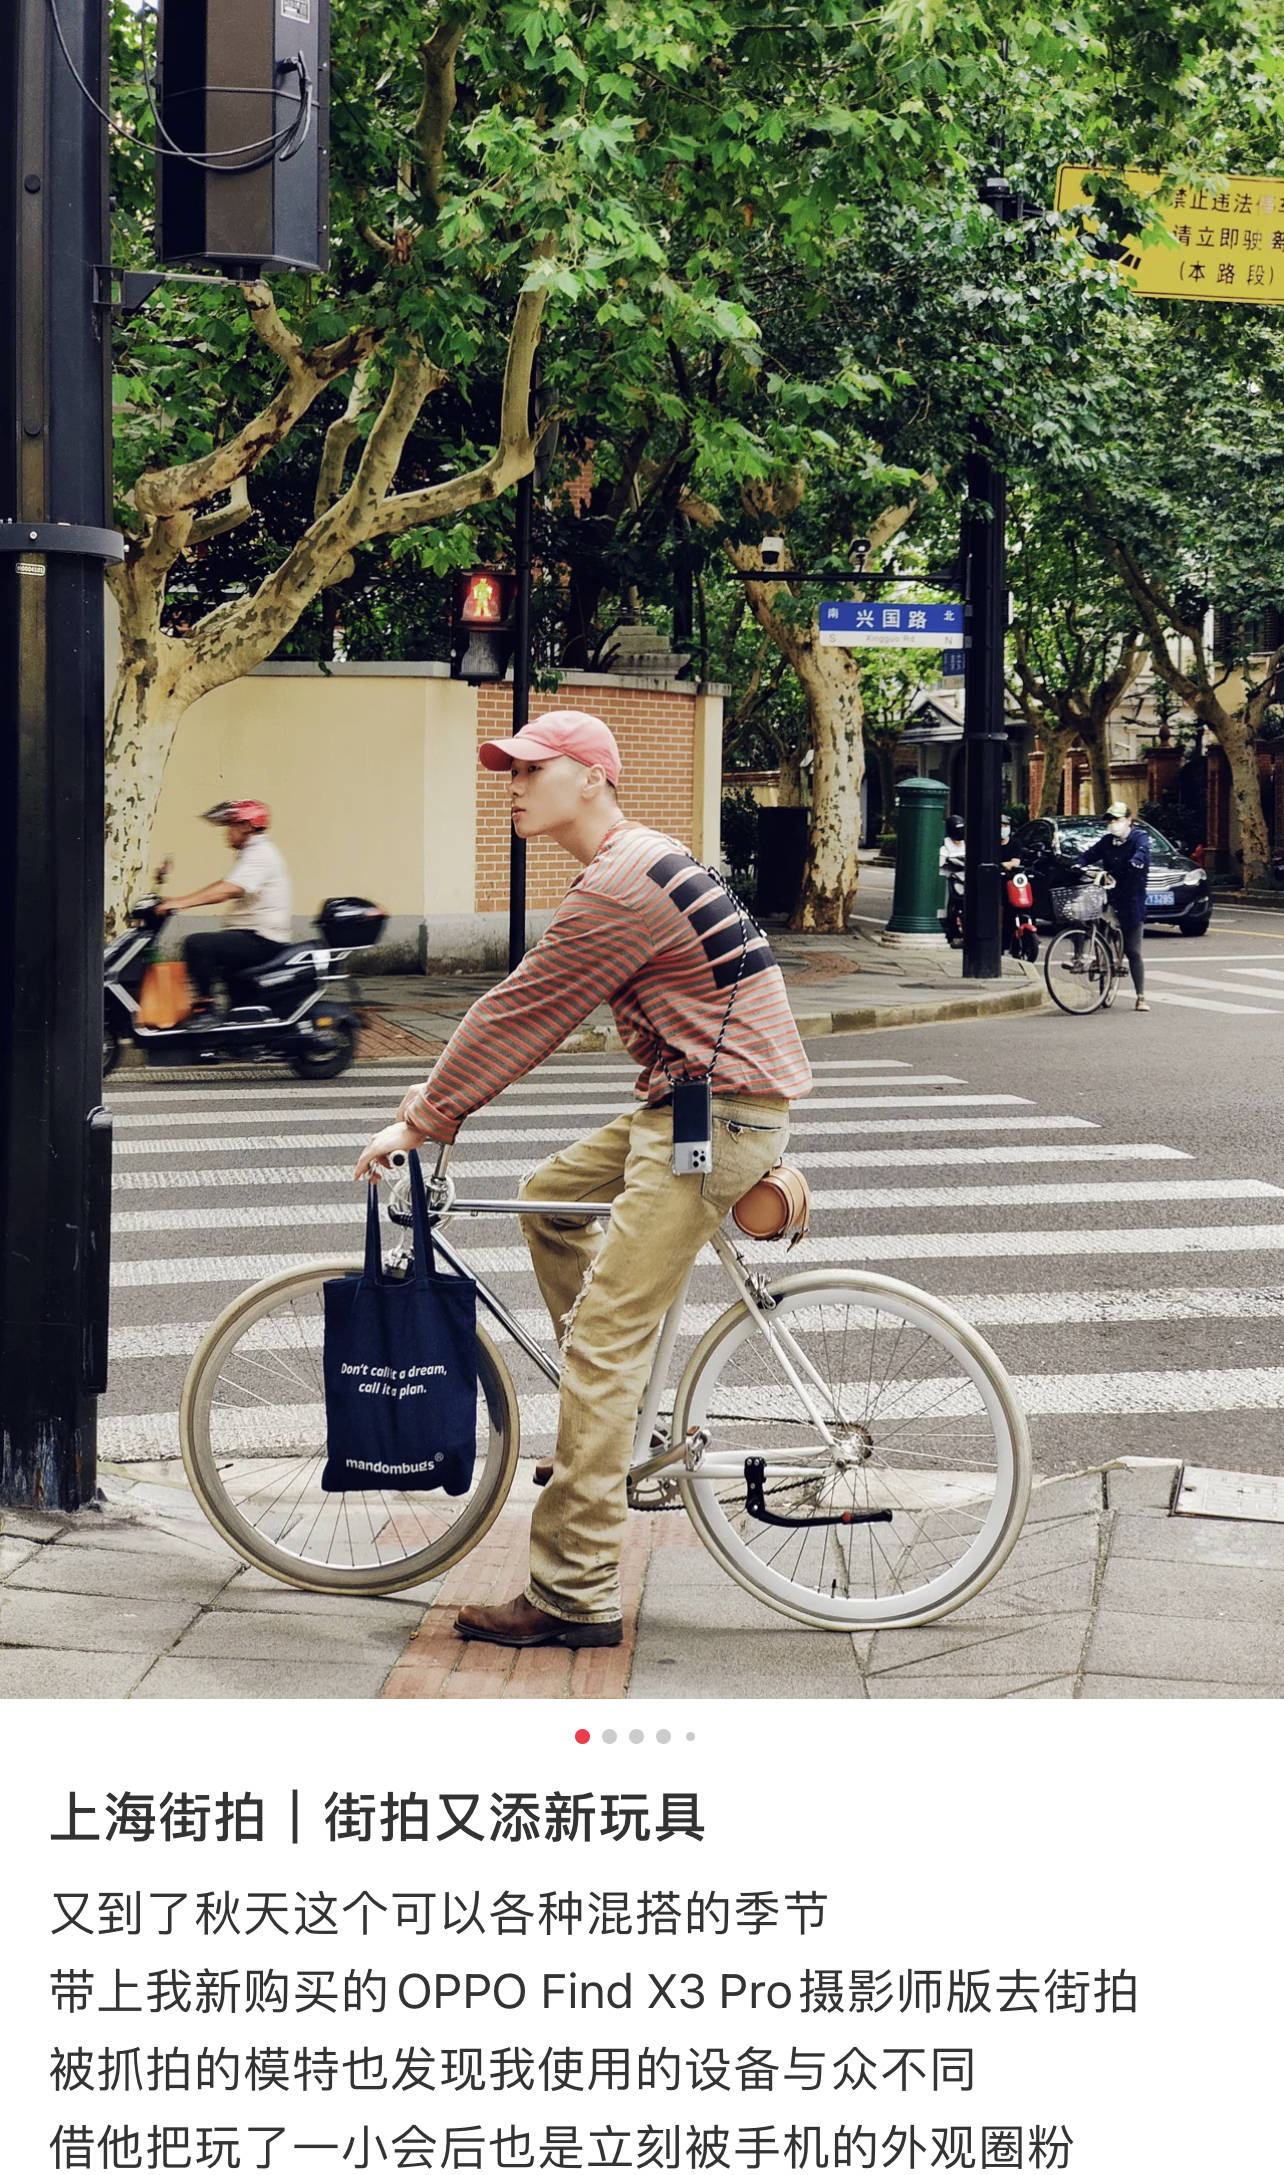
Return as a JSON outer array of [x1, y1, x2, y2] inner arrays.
[[520, 1095, 791, 1623]]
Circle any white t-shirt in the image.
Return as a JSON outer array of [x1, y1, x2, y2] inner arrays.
[[225, 834, 292, 942]]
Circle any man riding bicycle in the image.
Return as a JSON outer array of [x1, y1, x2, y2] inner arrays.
[[355, 711, 812, 1651]]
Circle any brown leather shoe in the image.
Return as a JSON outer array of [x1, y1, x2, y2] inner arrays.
[[454, 1593, 622, 1649]]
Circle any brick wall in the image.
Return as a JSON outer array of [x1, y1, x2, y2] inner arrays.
[[474, 681, 698, 913]]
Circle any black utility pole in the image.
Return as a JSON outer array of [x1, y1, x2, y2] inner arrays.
[[960, 167, 1033, 982], [960, 440, 1007, 978], [506, 463, 534, 971], [1, 0, 119, 1507]]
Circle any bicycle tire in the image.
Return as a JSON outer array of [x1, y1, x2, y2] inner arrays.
[[1100, 929, 1123, 1008], [1043, 925, 1111, 1014], [179, 1258, 520, 1595], [673, 1270, 1031, 1630]]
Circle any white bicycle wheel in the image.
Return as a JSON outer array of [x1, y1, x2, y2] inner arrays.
[[674, 1271, 1031, 1630], [180, 1259, 519, 1595]]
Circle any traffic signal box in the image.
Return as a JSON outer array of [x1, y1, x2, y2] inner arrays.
[[451, 567, 518, 682]]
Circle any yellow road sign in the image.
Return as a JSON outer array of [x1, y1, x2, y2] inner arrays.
[[1055, 164, 1284, 306]]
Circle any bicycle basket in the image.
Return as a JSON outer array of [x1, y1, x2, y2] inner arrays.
[[1051, 884, 1106, 925]]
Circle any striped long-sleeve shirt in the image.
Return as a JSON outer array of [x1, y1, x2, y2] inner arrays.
[[398, 821, 812, 1142]]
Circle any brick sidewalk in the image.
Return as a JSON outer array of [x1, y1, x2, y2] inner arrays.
[[355, 1012, 444, 1062], [381, 1486, 703, 1701]]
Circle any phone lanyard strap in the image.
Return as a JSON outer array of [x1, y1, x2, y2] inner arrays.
[[660, 867, 756, 1093]]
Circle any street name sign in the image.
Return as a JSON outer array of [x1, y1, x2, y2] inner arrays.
[[819, 600, 965, 649], [1056, 164, 1284, 306]]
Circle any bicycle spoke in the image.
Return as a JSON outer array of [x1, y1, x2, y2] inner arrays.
[[183, 1267, 516, 1590], [680, 1275, 1025, 1627]]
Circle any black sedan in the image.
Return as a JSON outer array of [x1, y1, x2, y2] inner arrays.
[[1009, 816, 1212, 936]]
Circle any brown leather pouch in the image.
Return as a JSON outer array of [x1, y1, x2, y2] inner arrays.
[[732, 1162, 811, 1249]]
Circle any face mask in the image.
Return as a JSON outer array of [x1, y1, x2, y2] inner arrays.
[[1108, 819, 1129, 838]]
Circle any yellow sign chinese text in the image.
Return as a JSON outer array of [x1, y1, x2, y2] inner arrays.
[[1055, 165, 1284, 306]]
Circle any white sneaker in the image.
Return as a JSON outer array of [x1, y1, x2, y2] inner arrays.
[[1135, 996, 1150, 1012]]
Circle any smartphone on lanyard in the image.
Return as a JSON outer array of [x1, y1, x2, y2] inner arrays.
[[671, 1078, 714, 1174]]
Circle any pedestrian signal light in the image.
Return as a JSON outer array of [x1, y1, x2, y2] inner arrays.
[[451, 567, 518, 681]]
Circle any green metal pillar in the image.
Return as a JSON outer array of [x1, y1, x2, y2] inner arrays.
[[885, 776, 949, 942]]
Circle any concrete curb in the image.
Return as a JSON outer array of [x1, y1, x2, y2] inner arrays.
[[111, 979, 1047, 1066], [555, 975, 1046, 1053]]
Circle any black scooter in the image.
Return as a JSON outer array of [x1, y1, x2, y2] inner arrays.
[[103, 872, 387, 1079]]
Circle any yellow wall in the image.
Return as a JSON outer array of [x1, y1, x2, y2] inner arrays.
[[151, 669, 477, 920], [150, 665, 725, 960]]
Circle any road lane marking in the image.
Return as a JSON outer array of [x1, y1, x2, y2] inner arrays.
[[112, 1176, 1277, 1236], [100, 1280, 1284, 1363], [110, 1114, 1101, 1158], [107, 1223, 1284, 1285], [96, 1363, 1284, 1461], [109, 1141, 1189, 1192], [109, 1086, 1001, 1132], [1146, 969, 1284, 1001], [106, 1069, 937, 1109], [1145, 992, 1275, 1015]]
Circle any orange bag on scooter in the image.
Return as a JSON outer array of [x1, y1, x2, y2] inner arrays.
[[135, 960, 193, 1028]]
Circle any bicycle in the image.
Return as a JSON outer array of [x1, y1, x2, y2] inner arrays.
[[179, 1147, 1033, 1632], [1043, 871, 1124, 1015]]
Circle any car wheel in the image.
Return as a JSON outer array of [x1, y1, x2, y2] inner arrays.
[[1178, 914, 1211, 938]]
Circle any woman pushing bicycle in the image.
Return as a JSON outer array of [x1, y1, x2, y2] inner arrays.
[[354, 712, 812, 1652], [1076, 801, 1151, 1012]]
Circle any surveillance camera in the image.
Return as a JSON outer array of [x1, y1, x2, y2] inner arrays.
[[760, 535, 785, 568]]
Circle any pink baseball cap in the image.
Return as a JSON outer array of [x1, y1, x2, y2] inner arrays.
[[479, 709, 621, 786]]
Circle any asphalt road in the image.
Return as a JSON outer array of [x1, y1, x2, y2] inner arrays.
[[102, 897, 1284, 1496]]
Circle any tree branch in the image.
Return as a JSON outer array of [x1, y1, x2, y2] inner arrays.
[[314, 357, 377, 520], [187, 475, 253, 547], [368, 279, 547, 540], [134, 284, 380, 520], [1106, 540, 1201, 706], [414, 14, 468, 215]]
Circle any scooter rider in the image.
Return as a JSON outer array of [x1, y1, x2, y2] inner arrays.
[[940, 813, 965, 946], [156, 801, 292, 1015]]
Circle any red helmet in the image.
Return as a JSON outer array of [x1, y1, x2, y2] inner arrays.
[[203, 799, 270, 831]]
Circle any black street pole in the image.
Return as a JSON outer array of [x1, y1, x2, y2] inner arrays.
[[960, 439, 1007, 980], [506, 462, 534, 972], [0, 0, 116, 1508]]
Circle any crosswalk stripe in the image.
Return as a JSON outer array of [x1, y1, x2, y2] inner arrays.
[[109, 1141, 1190, 1193], [105, 1056, 917, 1099], [1146, 969, 1284, 1001], [1146, 991, 1274, 1015], [105, 1224, 1284, 1287], [103, 1279, 1284, 1364], [781, 1224, 1284, 1265], [110, 1114, 1101, 1158], [105, 1063, 924, 1107], [108, 1176, 1280, 1236], [96, 1362, 1284, 1463], [108, 1088, 1010, 1132], [780, 1179, 1280, 1212], [938, 1283, 1284, 1327]]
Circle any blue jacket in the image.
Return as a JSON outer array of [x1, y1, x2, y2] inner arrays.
[[1078, 826, 1150, 929]]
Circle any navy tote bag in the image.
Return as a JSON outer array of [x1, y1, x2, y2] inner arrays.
[[321, 1154, 478, 1494]]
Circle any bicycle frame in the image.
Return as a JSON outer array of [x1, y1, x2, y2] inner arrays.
[[391, 1157, 844, 1482]]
